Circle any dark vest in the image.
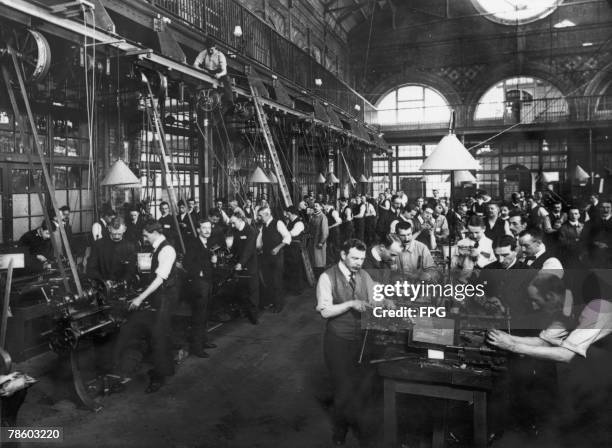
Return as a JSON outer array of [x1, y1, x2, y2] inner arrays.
[[528, 205, 543, 229], [485, 218, 507, 243], [262, 219, 283, 253], [287, 217, 302, 232], [325, 263, 370, 341], [341, 206, 354, 236], [529, 251, 556, 270], [151, 239, 177, 288]]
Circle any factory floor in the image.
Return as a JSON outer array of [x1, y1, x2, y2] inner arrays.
[[15, 289, 563, 448]]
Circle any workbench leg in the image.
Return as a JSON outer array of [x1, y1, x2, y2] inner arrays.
[[432, 399, 447, 448], [384, 379, 397, 448], [473, 391, 487, 448]]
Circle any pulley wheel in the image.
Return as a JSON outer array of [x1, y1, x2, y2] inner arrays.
[[11, 29, 51, 82]]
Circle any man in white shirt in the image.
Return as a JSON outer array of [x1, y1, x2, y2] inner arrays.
[[116, 221, 177, 393], [488, 273, 612, 445], [284, 206, 306, 295], [316, 239, 377, 446], [257, 206, 292, 313], [83, 206, 116, 271], [193, 37, 233, 110], [466, 215, 496, 268]]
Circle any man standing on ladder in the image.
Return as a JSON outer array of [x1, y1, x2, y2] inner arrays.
[[193, 37, 234, 112]]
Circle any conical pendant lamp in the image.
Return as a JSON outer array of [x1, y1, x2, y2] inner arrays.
[[267, 170, 278, 184], [359, 174, 370, 183], [249, 166, 271, 183], [327, 172, 340, 184], [316, 173, 327, 183], [101, 160, 141, 187], [573, 165, 590, 183], [445, 170, 476, 184], [420, 112, 480, 172]]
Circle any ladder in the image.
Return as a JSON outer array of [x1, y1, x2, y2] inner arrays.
[[249, 83, 315, 287], [140, 72, 190, 253], [249, 84, 292, 207]]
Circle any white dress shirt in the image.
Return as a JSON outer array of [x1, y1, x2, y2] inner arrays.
[[288, 220, 305, 238], [151, 235, 176, 281], [193, 48, 227, 77], [256, 217, 292, 249]]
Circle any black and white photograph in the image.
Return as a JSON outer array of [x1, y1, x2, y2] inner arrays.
[[0, 0, 611, 447]]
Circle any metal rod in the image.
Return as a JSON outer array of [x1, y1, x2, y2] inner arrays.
[[0, 62, 73, 293], [0, 259, 14, 350], [7, 46, 83, 295]]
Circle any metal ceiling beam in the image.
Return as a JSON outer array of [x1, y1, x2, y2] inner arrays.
[[336, 0, 370, 23]]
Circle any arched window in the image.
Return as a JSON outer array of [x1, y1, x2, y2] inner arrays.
[[471, 0, 562, 25], [596, 80, 612, 112], [474, 76, 569, 124], [376, 85, 451, 126]]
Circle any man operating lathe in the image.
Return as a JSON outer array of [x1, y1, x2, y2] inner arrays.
[[87, 217, 137, 283]]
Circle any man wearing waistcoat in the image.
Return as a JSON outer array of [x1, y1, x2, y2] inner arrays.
[[83, 205, 116, 272], [116, 221, 177, 393], [284, 206, 306, 294], [316, 239, 377, 446], [518, 228, 564, 277], [183, 219, 218, 358], [230, 208, 259, 324], [488, 273, 612, 447], [257, 206, 291, 313]]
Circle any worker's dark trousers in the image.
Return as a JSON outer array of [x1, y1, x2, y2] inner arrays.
[[284, 244, 305, 293], [260, 251, 284, 309], [364, 216, 376, 246], [114, 288, 176, 380], [341, 222, 354, 245], [323, 329, 377, 438], [190, 279, 212, 349]]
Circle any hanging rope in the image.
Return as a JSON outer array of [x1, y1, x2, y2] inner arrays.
[[361, 0, 376, 90]]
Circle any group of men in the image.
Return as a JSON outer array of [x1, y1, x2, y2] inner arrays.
[[310, 187, 612, 446], [15, 185, 612, 445]]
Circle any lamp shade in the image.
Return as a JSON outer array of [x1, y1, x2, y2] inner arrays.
[[316, 173, 327, 183], [573, 164, 590, 182], [100, 160, 140, 187], [249, 166, 271, 183], [267, 171, 278, 184], [327, 173, 340, 184], [420, 134, 480, 171], [446, 170, 477, 184], [359, 174, 370, 183]]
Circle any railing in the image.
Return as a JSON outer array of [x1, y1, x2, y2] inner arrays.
[[150, 0, 375, 122], [371, 96, 612, 131]]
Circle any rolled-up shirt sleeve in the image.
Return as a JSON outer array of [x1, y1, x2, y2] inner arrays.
[[561, 300, 612, 357], [91, 222, 103, 241], [316, 272, 333, 314], [289, 221, 305, 237], [277, 220, 292, 245], [155, 245, 176, 280]]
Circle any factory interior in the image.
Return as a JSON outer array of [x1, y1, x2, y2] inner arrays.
[[0, 0, 611, 447]]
